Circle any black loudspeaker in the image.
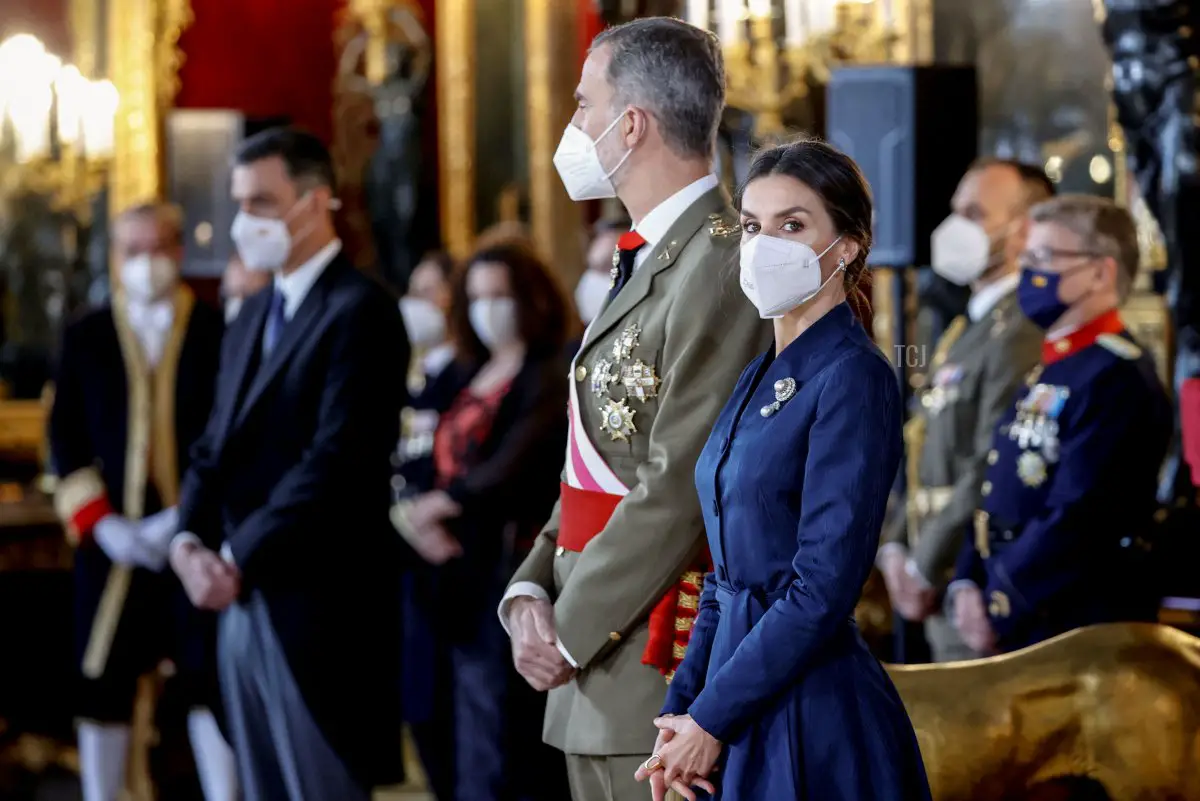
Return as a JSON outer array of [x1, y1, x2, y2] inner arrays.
[[166, 110, 247, 278], [826, 66, 978, 267]]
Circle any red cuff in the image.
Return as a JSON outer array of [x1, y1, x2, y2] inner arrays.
[[70, 496, 113, 545], [1181, 378, 1200, 487]]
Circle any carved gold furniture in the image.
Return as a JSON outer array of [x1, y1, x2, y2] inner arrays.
[[889, 623, 1200, 800]]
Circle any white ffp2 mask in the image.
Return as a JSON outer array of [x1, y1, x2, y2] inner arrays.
[[553, 111, 633, 201], [469, 297, 520, 350], [120, 254, 178, 304], [574, 271, 610, 324], [930, 214, 994, 286], [739, 234, 843, 319], [230, 194, 314, 272]]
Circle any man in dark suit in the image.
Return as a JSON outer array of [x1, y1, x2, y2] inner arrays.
[[168, 127, 410, 801]]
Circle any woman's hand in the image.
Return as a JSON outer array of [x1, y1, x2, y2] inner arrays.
[[635, 723, 678, 801], [638, 714, 720, 800]]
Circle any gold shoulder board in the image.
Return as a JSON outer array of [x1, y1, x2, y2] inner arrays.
[[1096, 333, 1142, 360]]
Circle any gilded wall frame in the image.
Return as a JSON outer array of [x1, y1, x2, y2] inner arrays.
[[70, 0, 193, 220]]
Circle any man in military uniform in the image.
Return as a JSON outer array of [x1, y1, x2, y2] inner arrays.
[[51, 203, 235, 801], [498, 18, 769, 801], [951, 195, 1172, 654], [880, 159, 1052, 661]]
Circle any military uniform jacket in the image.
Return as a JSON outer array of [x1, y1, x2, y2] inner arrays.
[[954, 309, 1172, 650], [889, 290, 1042, 585], [506, 186, 771, 756]]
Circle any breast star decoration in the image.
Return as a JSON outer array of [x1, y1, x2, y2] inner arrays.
[[599, 398, 637, 442]]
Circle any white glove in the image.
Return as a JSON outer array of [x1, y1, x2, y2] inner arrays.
[[94, 515, 159, 569], [135, 507, 180, 571]]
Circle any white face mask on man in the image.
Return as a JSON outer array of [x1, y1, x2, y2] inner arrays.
[[553, 110, 634, 201], [230, 193, 314, 272], [930, 213, 1003, 286], [739, 234, 844, 319], [120, 254, 178, 304], [469, 298, 520, 351]]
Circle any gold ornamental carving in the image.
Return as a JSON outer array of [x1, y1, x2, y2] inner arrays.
[[106, 0, 194, 220], [436, 0, 475, 258]]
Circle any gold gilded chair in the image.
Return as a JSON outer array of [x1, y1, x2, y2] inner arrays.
[[887, 623, 1200, 800]]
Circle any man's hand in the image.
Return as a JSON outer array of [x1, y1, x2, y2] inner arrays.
[[952, 584, 996, 654], [170, 540, 241, 611], [881, 549, 937, 621], [94, 515, 158, 569], [409, 522, 463, 565], [508, 596, 574, 691], [409, 491, 462, 530]]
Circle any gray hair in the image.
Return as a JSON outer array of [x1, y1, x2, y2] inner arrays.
[[115, 201, 185, 245], [592, 18, 725, 161], [1029, 194, 1140, 301]]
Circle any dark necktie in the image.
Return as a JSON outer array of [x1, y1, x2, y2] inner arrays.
[[607, 230, 647, 306], [262, 288, 287, 356]]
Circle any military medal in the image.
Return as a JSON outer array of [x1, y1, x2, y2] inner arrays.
[[707, 213, 740, 238], [599, 398, 637, 442], [612, 323, 641, 361], [610, 246, 620, 288], [591, 359, 618, 398], [1017, 450, 1047, 488], [621, 360, 660, 402], [760, 377, 797, 418]]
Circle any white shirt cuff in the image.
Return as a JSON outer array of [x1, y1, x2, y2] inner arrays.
[[498, 582, 550, 634], [875, 542, 907, 569], [946, 579, 979, 605], [497, 582, 579, 668], [170, 531, 201, 559], [905, 558, 933, 589], [219, 542, 235, 565]]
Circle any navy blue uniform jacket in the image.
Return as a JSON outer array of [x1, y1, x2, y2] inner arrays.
[[177, 254, 411, 786], [955, 309, 1171, 651], [662, 304, 930, 800]]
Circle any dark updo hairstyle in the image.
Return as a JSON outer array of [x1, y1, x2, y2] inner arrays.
[[736, 137, 875, 324], [449, 239, 570, 366]]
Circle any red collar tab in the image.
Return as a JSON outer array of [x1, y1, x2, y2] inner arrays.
[[617, 231, 647, 252], [1042, 308, 1124, 365]]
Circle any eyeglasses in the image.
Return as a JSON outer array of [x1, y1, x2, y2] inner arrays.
[[1018, 247, 1104, 271]]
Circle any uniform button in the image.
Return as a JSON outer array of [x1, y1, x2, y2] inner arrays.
[[555, 546, 566, 557], [575, 365, 587, 382], [1002, 530, 1014, 541], [981, 480, 993, 496], [608, 631, 622, 642], [1120, 536, 1132, 548], [987, 450, 999, 465]]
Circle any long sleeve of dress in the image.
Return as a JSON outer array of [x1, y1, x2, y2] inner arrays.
[[688, 358, 903, 742]]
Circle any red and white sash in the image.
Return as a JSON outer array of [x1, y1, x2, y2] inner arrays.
[[566, 320, 630, 497]]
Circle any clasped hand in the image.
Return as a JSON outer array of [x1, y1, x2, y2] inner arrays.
[[952, 585, 997, 654], [170, 540, 241, 611], [634, 714, 720, 801], [393, 490, 463, 565], [507, 597, 574, 692], [880, 549, 936, 622]]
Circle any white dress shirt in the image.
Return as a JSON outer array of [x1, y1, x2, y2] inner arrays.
[[174, 238, 343, 566], [966, 271, 1020, 323], [125, 297, 175, 368], [498, 175, 721, 667]]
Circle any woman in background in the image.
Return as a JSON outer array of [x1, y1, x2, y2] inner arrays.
[[636, 139, 931, 800], [400, 240, 571, 801]]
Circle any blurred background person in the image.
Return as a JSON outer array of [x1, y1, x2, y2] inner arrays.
[[50, 202, 233, 801], [566, 218, 628, 360], [218, 253, 271, 325], [401, 250, 456, 387], [394, 239, 571, 801], [879, 159, 1051, 663], [952, 195, 1172, 655]]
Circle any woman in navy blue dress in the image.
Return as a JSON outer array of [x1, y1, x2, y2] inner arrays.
[[635, 139, 931, 801]]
